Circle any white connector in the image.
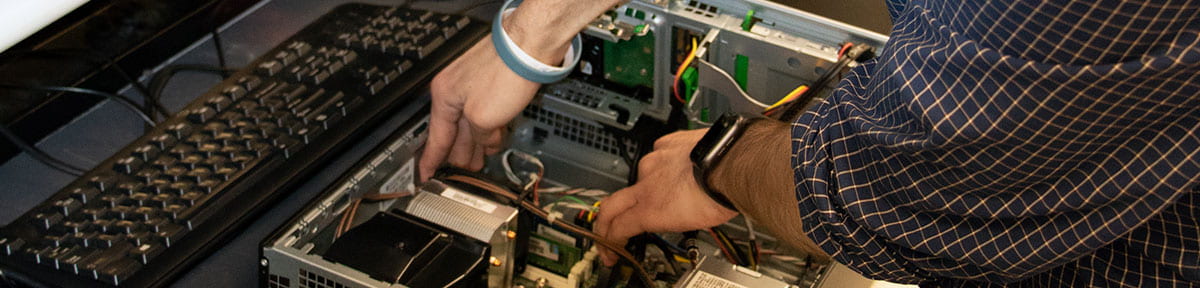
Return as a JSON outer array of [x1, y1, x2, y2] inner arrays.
[[568, 247, 600, 287]]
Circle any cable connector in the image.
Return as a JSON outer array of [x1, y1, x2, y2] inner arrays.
[[548, 211, 564, 223], [845, 44, 876, 63]]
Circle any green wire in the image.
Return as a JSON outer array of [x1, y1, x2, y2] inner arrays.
[[558, 195, 590, 206]]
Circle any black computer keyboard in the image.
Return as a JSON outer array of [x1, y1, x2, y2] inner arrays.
[[0, 4, 486, 287]]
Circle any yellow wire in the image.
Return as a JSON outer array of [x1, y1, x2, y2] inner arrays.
[[587, 200, 602, 222], [674, 38, 699, 103], [766, 85, 808, 111]]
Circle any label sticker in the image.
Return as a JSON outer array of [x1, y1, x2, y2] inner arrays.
[[379, 160, 415, 194], [686, 271, 749, 288], [441, 189, 498, 213], [528, 237, 560, 261], [581, 61, 593, 75]]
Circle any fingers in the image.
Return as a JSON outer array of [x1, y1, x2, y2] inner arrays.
[[469, 144, 486, 171], [446, 119, 478, 169], [600, 205, 654, 265], [474, 125, 506, 155], [419, 96, 463, 181], [594, 187, 640, 266]]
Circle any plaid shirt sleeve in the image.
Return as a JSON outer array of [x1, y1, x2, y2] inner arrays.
[[791, 0, 1200, 286]]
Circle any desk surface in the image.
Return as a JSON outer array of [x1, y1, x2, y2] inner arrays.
[[0, 0, 903, 287]]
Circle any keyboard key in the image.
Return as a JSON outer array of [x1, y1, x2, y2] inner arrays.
[[134, 168, 160, 183], [69, 187, 101, 204], [186, 106, 217, 124], [0, 237, 26, 256], [98, 195, 127, 208], [236, 75, 262, 91], [52, 198, 83, 217], [148, 134, 178, 150], [87, 174, 117, 192], [33, 212, 65, 231], [96, 257, 141, 285], [149, 155, 178, 170], [81, 207, 107, 221], [131, 144, 161, 162], [58, 247, 97, 274], [164, 123, 193, 139], [221, 85, 247, 100], [273, 50, 298, 65], [94, 234, 123, 248], [115, 182, 144, 196], [113, 156, 144, 175], [287, 41, 313, 57], [206, 95, 233, 112], [155, 224, 186, 247], [130, 243, 165, 265]]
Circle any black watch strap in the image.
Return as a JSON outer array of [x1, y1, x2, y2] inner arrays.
[[690, 113, 758, 211], [693, 164, 738, 210]]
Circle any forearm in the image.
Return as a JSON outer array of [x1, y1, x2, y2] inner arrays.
[[505, 0, 622, 63], [709, 120, 829, 260]]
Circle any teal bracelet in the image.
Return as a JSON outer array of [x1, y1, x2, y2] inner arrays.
[[491, 0, 583, 84]]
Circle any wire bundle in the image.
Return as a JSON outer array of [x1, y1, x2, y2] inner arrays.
[[442, 174, 658, 287], [773, 43, 866, 121], [707, 226, 762, 270]]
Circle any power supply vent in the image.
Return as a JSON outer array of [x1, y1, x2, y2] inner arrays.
[[684, 0, 718, 17], [299, 268, 351, 288], [268, 273, 292, 288], [521, 105, 637, 157], [545, 83, 603, 108]]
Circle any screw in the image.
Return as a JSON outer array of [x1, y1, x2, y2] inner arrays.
[[260, 258, 269, 267]]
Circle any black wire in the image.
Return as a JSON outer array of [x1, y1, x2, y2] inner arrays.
[[773, 56, 851, 121], [0, 268, 51, 288], [0, 84, 157, 126], [0, 125, 86, 176], [211, 30, 228, 70], [146, 64, 237, 115], [207, 0, 230, 71], [0, 48, 168, 121], [775, 45, 876, 121]]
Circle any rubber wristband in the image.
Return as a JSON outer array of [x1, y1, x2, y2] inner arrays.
[[492, 0, 583, 83]]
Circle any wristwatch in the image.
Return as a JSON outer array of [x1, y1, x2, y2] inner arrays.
[[690, 113, 760, 211]]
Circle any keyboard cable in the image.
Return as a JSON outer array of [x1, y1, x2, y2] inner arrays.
[[0, 84, 158, 126], [0, 124, 87, 177], [0, 84, 162, 177]]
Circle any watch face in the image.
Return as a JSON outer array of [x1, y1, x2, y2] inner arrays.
[[690, 113, 740, 166]]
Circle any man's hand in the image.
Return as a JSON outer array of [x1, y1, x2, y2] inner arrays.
[[593, 129, 739, 266], [594, 120, 829, 266], [420, 37, 542, 180], [419, 0, 625, 180]]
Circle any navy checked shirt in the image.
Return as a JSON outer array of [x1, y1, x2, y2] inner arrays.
[[791, 0, 1199, 286]]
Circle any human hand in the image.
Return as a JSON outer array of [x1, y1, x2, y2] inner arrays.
[[418, 36, 543, 180], [418, 0, 633, 180], [592, 129, 739, 266]]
